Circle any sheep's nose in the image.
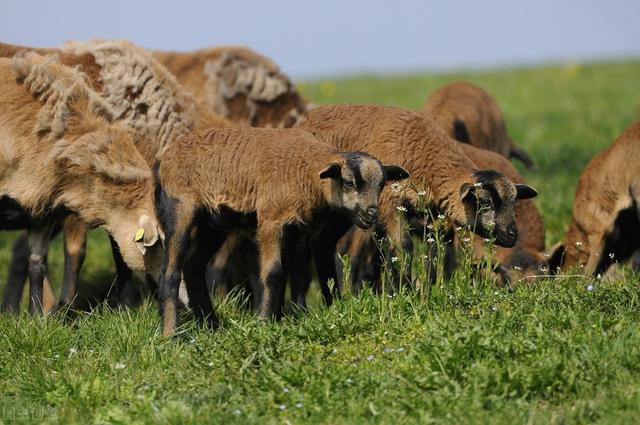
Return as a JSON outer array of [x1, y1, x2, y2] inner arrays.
[[367, 206, 379, 219], [507, 224, 518, 238]]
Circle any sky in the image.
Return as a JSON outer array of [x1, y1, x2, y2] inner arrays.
[[1, 0, 639, 78]]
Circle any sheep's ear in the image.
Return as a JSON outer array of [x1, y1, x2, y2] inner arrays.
[[134, 214, 163, 255], [383, 165, 410, 181], [546, 242, 565, 273], [515, 184, 538, 200], [460, 183, 476, 202], [319, 162, 342, 180]]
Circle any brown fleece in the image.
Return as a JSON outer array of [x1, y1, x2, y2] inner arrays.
[[152, 46, 308, 128], [424, 81, 536, 169]]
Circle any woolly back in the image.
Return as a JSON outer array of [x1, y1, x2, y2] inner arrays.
[[61, 39, 203, 149], [11, 51, 115, 140]]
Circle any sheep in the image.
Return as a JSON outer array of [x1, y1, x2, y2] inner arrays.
[[548, 122, 640, 277], [154, 126, 409, 336], [457, 143, 546, 284], [0, 52, 163, 313], [296, 104, 538, 297], [1, 40, 235, 311], [152, 46, 308, 128], [424, 81, 537, 170], [337, 143, 546, 291]]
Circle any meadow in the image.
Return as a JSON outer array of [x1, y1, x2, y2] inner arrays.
[[1, 60, 640, 424]]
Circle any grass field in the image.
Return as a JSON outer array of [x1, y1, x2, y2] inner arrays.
[[1, 61, 640, 424]]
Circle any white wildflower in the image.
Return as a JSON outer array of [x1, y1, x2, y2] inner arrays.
[[391, 182, 402, 193], [597, 274, 602, 280], [68, 347, 77, 355], [296, 402, 304, 409], [208, 362, 214, 367], [346, 378, 353, 384], [427, 237, 435, 243], [233, 410, 241, 416], [396, 347, 406, 353], [283, 387, 290, 393], [391, 256, 399, 263], [366, 355, 374, 361], [486, 220, 495, 228], [383, 347, 392, 353], [278, 404, 286, 411], [474, 182, 482, 187], [587, 284, 594, 292], [608, 252, 615, 259], [417, 190, 427, 196], [437, 214, 446, 220], [540, 266, 548, 273], [114, 362, 126, 370], [462, 237, 470, 243], [575, 241, 583, 247], [396, 205, 407, 212], [513, 265, 522, 271], [427, 224, 434, 230]]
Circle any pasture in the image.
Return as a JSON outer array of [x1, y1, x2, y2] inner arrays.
[[1, 60, 640, 424]]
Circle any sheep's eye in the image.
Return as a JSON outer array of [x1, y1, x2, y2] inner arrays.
[[343, 180, 355, 190], [479, 198, 492, 208]]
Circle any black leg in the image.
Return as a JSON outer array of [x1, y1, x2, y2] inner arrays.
[[284, 227, 311, 310], [312, 213, 354, 306], [183, 224, 226, 330], [1, 232, 29, 312], [27, 225, 55, 314], [108, 236, 136, 306]]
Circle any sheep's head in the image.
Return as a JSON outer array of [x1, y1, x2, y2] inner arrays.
[[320, 152, 409, 229], [459, 170, 537, 247], [51, 125, 164, 272]]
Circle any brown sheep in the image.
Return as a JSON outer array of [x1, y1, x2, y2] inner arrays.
[[1, 40, 236, 311], [548, 123, 640, 276], [296, 104, 537, 296], [0, 52, 163, 312], [424, 81, 536, 170], [154, 127, 409, 336], [152, 46, 308, 128]]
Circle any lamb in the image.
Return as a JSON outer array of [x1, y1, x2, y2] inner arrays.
[[0, 52, 163, 312], [458, 143, 546, 283], [1, 40, 236, 311], [154, 126, 409, 336], [548, 123, 640, 276], [338, 143, 546, 290], [152, 46, 308, 128], [296, 104, 538, 297], [423, 81, 537, 170]]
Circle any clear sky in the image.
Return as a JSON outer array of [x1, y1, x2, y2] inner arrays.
[[1, 0, 639, 78]]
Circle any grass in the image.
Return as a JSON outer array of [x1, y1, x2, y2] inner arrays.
[[2, 60, 640, 424]]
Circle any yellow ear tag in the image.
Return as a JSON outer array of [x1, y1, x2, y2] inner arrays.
[[134, 228, 145, 242]]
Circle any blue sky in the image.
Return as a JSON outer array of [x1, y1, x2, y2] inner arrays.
[[1, 0, 639, 78]]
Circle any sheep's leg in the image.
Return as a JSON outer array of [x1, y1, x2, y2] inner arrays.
[[1, 231, 29, 312], [350, 231, 381, 294], [27, 224, 55, 314], [312, 214, 353, 306], [385, 218, 413, 290], [206, 230, 239, 294], [256, 221, 285, 318], [584, 232, 608, 276], [57, 215, 87, 309], [284, 227, 311, 310], [183, 224, 225, 330], [158, 215, 194, 337]]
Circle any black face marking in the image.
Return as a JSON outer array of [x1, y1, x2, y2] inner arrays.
[[343, 152, 384, 193]]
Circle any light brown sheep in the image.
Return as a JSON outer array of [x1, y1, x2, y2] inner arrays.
[[424, 81, 536, 169], [0, 52, 163, 312], [1, 40, 235, 311], [548, 123, 640, 276], [154, 127, 409, 336], [152, 46, 308, 128]]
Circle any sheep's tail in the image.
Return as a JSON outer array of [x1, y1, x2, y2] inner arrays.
[[508, 140, 537, 170]]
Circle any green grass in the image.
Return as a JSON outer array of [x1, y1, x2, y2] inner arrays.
[[2, 60, 640, 424]]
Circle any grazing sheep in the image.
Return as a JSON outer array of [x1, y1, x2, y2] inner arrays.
[[548, 123, 640, 276], [424, 81, 537, 170], [152, 46, 308, 128], [296, 104, 537, 297], [0, 52, 163, 312], [154, 127, 409, 336], [1, 40, 235, 311]]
